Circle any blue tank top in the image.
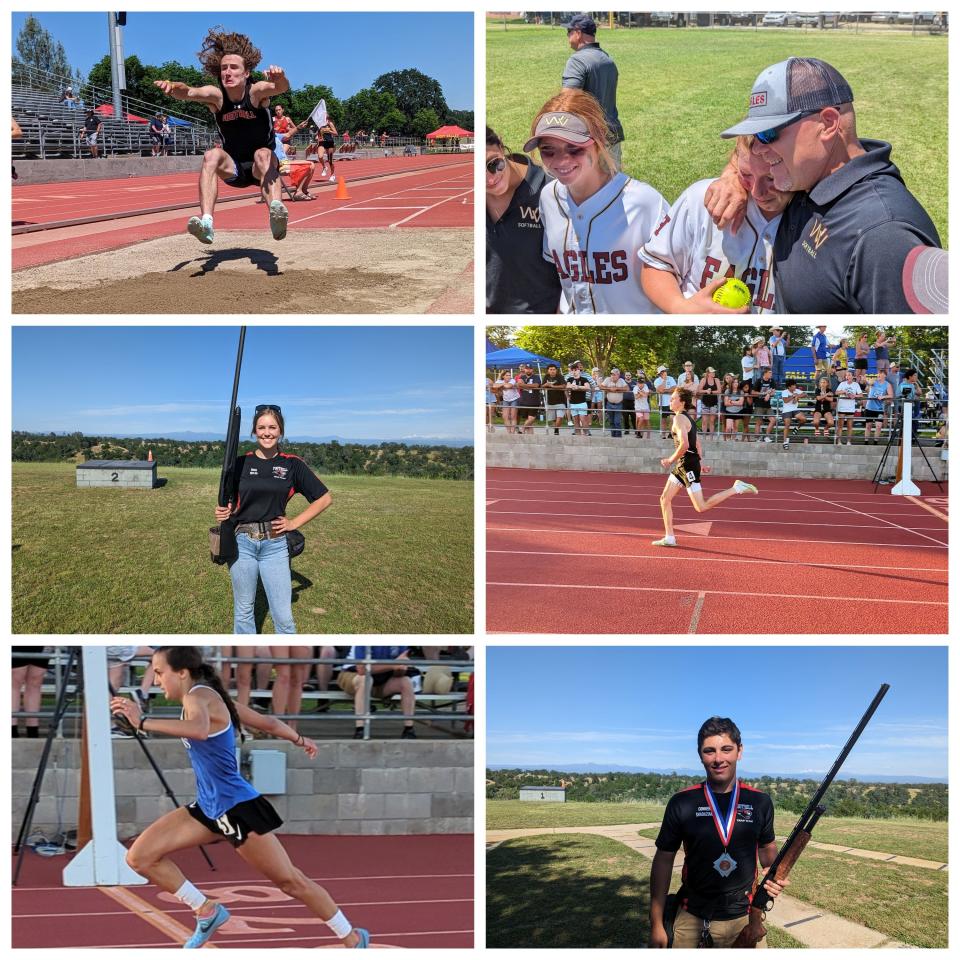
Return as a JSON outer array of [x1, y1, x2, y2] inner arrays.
[[182, 684, 258, 819]]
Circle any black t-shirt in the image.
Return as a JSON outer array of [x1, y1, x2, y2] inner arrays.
[[566, 375, 591, 404], [656, 781, 775, 920], [83, 115, 101, 134], [214, 79, 276, 162], [231, 451, 328, 524], [541, 374, 568, 405], [517, 373, 542, 407]]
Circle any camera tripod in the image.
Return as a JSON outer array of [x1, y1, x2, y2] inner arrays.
[[872, 400, 944, 494]]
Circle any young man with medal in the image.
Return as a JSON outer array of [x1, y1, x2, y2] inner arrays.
[[649, 717, 789, 948]]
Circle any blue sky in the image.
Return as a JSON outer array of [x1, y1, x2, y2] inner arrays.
[[12, 326, 473, 441], [488, 647, 947, 779], [12, 12, 474, 107]]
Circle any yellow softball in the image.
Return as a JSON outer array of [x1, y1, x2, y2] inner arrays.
[[712, 278, 752, 310]]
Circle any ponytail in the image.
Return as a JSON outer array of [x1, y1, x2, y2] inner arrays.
[[154, 646, 241, 732]]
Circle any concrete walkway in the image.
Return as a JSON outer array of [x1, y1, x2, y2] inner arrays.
[[487, 824, 916, 948]]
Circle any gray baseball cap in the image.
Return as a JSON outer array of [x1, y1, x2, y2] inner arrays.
[[720, 57, 854, 139], [523, 112, 593, 152]]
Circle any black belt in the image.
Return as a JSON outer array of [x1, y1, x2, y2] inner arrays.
[[235, 521, 284, 541]]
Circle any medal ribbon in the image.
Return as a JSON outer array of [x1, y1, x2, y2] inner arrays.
[[703, 780, 740, 847]]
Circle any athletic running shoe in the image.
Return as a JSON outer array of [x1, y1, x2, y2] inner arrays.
[[329, 174, 337, 182], [353, 727, 364, 740], [651, 536, 677, 547], [400, 726, 417, 739], [269, 201, 288, 240], [187, 216, 214, 245], [733, 480, 759, 495], [184, 903, 230, 948], [353, 928, 371, 948]]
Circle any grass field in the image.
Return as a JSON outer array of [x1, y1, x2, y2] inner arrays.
[[487, 799, 667, 830], [12, 463, 473, 633], [487, 24, 948, 246]]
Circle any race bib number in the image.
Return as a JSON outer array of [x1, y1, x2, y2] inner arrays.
[[686, 471, 696, 482], [216, 814, 238, 837]]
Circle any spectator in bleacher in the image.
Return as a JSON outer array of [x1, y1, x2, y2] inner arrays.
[[12, 646, 50, 739], [633, 369, 652, 438], [855, 368, 870, 398], [698, 367, 720, 437], [418, 647, 454, 696], [516, 362, 542, 434], [590, 367, 604, 427], [769, 326, 788, 387], [494, 369, 519, 433], [740, 377, 755, 440], [337, 646, 416, 739], [753, 337, 771, 385], [153, 27, 290, 245], [342, 130, 351, 147], [873, 330, 895, 374], [566, 361, 592, 436], [677, 361, 700, 416], [780, 379, 807, 449], [161, 116, 173, 156], [812, 377, 835, 439], [811, 325, 830, 379], [655, 364, 677, 437], [722, 375, 745, 440], [313, 646, 339, 710], [753, 368, 776, 441], [82, 107, 103, 159], [602, 367, 628, 437], [12, 116, 22, 180], [61, 87, 79, 110], [740, 343, 756, 386], [269, 646, 311, 732], [622, 371, 637, 435], [887, 361, 901, 394], [835, 370, 863, 445], [220, 645, 259, 708], [864, 370, 894, 443], [542, 363, 568, 435], [854, 332, 870, 374], [831, 337, 849, 389], [149, 113, 165, 157]]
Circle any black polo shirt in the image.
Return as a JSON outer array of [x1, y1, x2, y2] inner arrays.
[[773, 139, 940, 314], [486, 155, 563, 314], [656, 781, 775, 921]]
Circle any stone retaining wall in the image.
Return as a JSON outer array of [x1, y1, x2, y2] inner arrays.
[[12, 739, 473, 838], [14, 156, 202, 185]]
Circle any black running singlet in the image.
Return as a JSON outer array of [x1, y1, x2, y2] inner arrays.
[[214, 80, 275, 162]]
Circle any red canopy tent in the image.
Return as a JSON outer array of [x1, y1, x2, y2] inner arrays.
[[94, 104, 149, 124], [426, 124, 473, 139]]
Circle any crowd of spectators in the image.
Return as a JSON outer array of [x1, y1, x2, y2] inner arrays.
[[11, 646, 473, 741], [487, 329, 947, 448]]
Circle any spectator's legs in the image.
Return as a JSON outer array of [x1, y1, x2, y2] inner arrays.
[[12, 665, 26, 736], [350, 673, 367, 731], [813, 411, 822, 436], [286, 645, 311, 731], [824, 412, 834, 440], [23, 666, 45, 734], [379, 676, 415, 730], [270, 647, 293, 721], [232, 646, 256, 707], [315, 646, 338, 705], [109, 662, 126, 694]]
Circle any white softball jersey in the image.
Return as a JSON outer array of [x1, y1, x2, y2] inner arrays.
[[637, 178, 782, 313], [540, 172, 668, 314]]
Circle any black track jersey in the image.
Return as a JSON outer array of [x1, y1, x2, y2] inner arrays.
[[215, 80, 275, 163], [231, 452, 328, 524], [656, 781, 775, 920]]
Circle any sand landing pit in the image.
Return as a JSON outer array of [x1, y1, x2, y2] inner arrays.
[[12, 228, 473, 314]]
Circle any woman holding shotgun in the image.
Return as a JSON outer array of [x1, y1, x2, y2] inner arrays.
[[111, 646, 369, 948], [215, 404, 331, 633]]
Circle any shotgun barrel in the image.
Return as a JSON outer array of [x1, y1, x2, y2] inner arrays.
[[217, 326, 246, 508]]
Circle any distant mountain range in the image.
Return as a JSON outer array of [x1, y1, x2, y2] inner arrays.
[[20, 430, 472, 447], [487, 764, 946, 784]]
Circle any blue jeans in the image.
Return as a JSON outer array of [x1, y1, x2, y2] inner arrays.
[[229, 533, 295, 634], [772, 354, 785, 387], [606, 401, 623, 437]]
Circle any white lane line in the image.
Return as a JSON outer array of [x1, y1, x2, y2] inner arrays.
[[688, 592, 706, 633], [389, 189, 473, 228]]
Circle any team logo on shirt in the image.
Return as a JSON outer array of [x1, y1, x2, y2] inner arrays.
[[249, 467, 258, 476], [803, 218, 829, 259], [222, 108, 257, 122], [518, 205, 542, 225], [272, 465, 289, 480]]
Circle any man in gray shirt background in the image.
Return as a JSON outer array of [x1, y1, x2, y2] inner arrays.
[[562, 14, 624, 169]]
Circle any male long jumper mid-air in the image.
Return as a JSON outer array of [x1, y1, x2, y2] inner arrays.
[[154, 27, 289, 245]]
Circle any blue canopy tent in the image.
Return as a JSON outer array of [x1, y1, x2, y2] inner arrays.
[[785, 346, 877, 376], [165, 115, 192, 127], [486, 346, 562, 372]]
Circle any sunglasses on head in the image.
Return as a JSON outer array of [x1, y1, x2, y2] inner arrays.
[[255, 404, 282, 416], [486, 157, 506, 175], [755, 109, 822, 145]]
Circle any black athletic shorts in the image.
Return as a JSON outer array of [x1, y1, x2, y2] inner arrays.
[[670, 453, 701, 489], [187, 795, 283, 847], [224, 158, 263, 189], [854, 358, 868, 370], [322, 135, 335, 149]]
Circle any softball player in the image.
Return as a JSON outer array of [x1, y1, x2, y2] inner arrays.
[[526, 88, 668, 314], [639, 137, 793, 313]]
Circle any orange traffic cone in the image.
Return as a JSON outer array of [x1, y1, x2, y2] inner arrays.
[[335, 176, 351, 200]]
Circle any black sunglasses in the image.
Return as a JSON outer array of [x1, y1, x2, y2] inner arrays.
[[755, 109, 821, 145], [255, 404, 283, 416], [486, 157, 506, 175]]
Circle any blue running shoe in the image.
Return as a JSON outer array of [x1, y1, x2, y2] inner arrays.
[[353, 928, 371, 948], [269, 200, 288, 240], [184, 903, 230, 948], [187, 215, 214, 245]]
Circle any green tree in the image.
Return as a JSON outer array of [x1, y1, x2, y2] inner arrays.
[[444, 108, 474, 131], [273, 83, 343, 131], [373, 68, 447, 125], [342, 87, 399, 133], [410, 107, 441, 138], [14, 15, 72, 79], [378, 108, 408, 136]]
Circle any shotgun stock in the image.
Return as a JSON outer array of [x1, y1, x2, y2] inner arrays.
[[732, 683, 890, 949]]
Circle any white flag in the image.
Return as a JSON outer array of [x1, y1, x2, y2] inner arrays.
[[310, 98, 327, 128]]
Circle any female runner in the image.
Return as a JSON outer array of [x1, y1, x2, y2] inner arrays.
[[652, 387, 758, 548], [111, 646, 369, 949], [527, 88, 668, 314], [215, 405, 331, 634]]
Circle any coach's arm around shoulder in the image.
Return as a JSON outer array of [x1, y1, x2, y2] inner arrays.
[[649, 848, 676, 948]]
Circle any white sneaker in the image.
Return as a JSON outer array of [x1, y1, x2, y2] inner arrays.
[[763, 436, 772, 443], [733, 480, 758, 495], [651, 536, 677, 547], [783, 441, 789, 449], [329, 174, 337, 182]]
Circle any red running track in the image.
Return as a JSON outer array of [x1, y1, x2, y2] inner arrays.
[[12, 156, 472, 270], [12, 834, 473, 948], [487, 467, 948, 635]]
